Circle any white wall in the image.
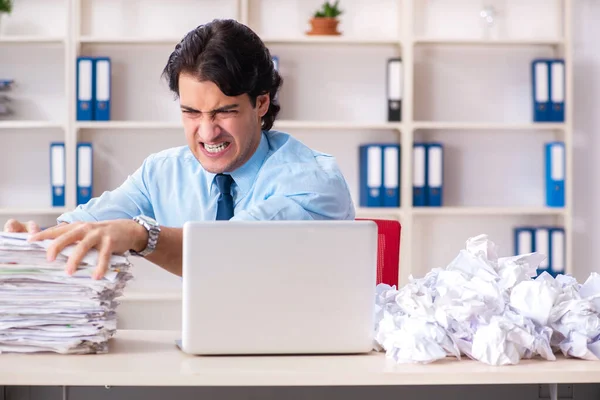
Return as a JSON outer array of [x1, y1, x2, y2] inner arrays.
[[572, 0, 600, 283]]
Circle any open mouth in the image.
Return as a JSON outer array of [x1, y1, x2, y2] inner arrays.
[[202, 142, 231, 154]]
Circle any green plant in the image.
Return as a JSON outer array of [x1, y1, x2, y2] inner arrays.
[[313, 0, 342, 18], [0, 0, 13, 13]]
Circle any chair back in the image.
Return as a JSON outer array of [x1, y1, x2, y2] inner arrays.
[[356, 218, 401, 287]]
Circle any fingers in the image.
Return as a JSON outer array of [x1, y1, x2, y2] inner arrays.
[[29, 222, 73, 242], [25, 220, 41, 234], [65, 230, 101, 275], [46, 224, 89, 263], [94, 237, 113, 280], [3, 219, 26, 233]]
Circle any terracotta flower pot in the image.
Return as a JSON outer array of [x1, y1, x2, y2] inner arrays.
[[307, 17, 341, 36]]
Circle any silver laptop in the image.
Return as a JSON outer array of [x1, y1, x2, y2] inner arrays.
[[178, 220, 378, 355]]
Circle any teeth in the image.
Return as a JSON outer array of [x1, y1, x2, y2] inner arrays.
[[204, 142, 229, 153]]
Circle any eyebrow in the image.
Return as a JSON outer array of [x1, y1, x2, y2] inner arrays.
[[180, 104, 239, 113]]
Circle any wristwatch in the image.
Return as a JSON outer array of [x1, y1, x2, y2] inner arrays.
[[131, 215, 161, 257]]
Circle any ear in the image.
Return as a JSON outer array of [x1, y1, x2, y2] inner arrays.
[[256, 93, 270, 118]]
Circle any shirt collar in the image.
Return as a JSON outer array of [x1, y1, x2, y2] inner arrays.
[[204, 131, 269, 197]]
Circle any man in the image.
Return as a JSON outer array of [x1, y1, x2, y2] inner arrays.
[[3, 19, 355, 279]]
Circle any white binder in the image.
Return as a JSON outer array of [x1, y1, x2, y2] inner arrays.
[[50, 143, 65, 207], [550, 228, 565, 274], [517, 229, 534, 254], [535, 228, 550, 271]]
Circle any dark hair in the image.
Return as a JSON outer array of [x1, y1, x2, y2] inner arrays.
[[162, 19, 282, 131]]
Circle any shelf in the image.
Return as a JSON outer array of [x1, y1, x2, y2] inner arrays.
[[274, 120, 402, 130], [0, 121, 65, 130], [261, 36, 401, 46], [119, 289, 182, 302], [0, 36, 65, 44], [78, 36, 181, 45], [355, 207, 403, 219], [412, 207, 566, 216], [413, 37, 564, 46], [76, 120, 402, 131], [2, 0, 573, 291], [413, 122, 566, 131], [76, 121, 182, 130], [0, 207, 68, 216], [78, 36, 403, 46]]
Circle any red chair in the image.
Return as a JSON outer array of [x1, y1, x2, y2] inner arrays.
[[356, 218, 401, 287]]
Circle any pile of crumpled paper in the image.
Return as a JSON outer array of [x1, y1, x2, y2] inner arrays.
[[374, 234, 600, 366]]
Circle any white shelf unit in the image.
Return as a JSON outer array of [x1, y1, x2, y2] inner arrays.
[[0, 207, 68, 216], [0, 36, 65, 44], [74, 120, 403, 131], [0, 121, 65, 130], [413, 37, 565, 46], [0, 0, 573, 292]]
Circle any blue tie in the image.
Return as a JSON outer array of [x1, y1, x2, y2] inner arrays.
[[215, 174, 234, 220]]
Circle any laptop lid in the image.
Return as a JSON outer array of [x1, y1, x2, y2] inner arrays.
[[180, 220, 378, 355]]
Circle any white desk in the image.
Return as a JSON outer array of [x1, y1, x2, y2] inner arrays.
[[0, 330, 598, 387]]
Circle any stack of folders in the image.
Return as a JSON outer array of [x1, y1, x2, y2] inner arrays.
[[0, 231, 132, 354], [76, 57, 111, 121], [413, 142, 444, 207], [50, 142, 93, 207], [514, 226, 565, 278], [359, 144, 400, 207], [0, 79, 14, 117], [545, 141, 565, 207], [531, 58, 565, 122]]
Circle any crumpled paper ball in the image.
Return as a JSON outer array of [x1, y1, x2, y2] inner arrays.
[[374, 234, 600, 366]]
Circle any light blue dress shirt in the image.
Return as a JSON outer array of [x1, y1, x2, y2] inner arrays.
[[57, 130, 355, 226]]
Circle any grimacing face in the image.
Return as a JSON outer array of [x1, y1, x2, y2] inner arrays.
[[178, 73, 270, 174]]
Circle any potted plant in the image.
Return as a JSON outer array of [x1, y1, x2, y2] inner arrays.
[[307, 0, 343, 36], [0, 0, 13, 33]]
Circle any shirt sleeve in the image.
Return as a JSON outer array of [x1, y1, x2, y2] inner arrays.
[[56, 154, 156, 224], [231, 162, 355, 221]]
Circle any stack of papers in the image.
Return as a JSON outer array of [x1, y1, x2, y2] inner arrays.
[[374, 234, 600, 366], [0, 231, 132, 354]]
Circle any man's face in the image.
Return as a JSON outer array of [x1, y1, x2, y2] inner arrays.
[[178, 73, 269, 174]]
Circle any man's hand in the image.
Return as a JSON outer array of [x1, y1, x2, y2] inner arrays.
[[3, 219, 42, 233], [28, 220, 148, 280]]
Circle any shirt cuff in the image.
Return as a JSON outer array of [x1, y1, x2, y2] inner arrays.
[[56, 209, 99, 224]]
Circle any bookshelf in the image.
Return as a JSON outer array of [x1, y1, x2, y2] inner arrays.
[[0, 0, 573, 300]]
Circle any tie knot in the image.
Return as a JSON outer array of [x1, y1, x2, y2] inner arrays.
[[215, 174, 233, 195]]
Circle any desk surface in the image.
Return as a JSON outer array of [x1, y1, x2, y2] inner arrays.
[[0, 330, 599, 387]]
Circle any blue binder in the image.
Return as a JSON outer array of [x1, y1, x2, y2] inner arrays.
[[77, 57, 95, 121], [534, 227, 550, 275], [549, 59, 565, 122], [413, 143, 427, 207], [426, 143, 443, 207], [0, 79, 14, 91], [382, 144, 400, 207], [359, 144, 383, 207], [532, 59, 551, 122], [549, 227, 565, 277], [545, 142, 565, 207], [76, 143, 93, 206], [94, 57, 111, 121], [50, 142, 65, 207], [514, 227, 535, 255]]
